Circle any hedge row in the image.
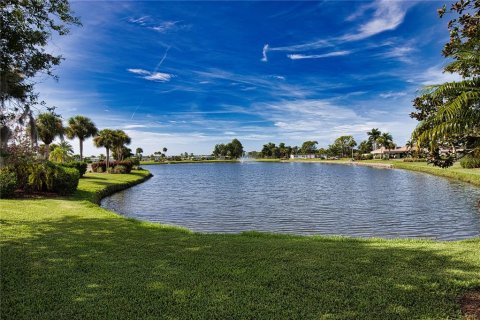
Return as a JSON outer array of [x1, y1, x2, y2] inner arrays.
[[91, 160, 134, 173]]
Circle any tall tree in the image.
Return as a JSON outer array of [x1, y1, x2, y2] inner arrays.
[[93, 129, 116, 168], [65, 116, 97, 161], [367, 128, 382, 151], [229, 139, 244, 159], [1, 0, 80, 149], [135, 147, 143, 160], [333, 136, 357, 157], [112, 130, 131, 161], [377, 132, 395, 157], [36, 112, 64, 159], [300, 141, 318, 155], [411, 0, 479, 167]]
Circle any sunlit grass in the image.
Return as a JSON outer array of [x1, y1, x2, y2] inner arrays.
[[1, 170, 479, 319]]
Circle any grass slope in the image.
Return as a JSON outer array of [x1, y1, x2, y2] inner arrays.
[[1, 170, 480, 319]]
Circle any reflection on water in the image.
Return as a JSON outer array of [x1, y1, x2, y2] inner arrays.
[[101, 162, 480, 240]]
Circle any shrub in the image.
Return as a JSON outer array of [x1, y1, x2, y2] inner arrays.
[[96, 167, 104, 173], [53, 166, 80, 195], [107, 166, 114, 174], [62, 161, 87, 177], [0, 168, 17, 198], [91, 160, 132, 174], [113, 165, 127, 174], [27, 161, 79, 195], [91, 161, 107, 172], [460, 155, 480, 168]]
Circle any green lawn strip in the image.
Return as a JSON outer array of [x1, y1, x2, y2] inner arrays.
[[1, 170, 479, 319]]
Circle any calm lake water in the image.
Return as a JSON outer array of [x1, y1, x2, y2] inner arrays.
[[101, 162, 480, 240]]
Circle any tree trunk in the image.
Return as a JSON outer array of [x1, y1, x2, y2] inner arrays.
[[80, 139, 84, 161], [106, 148, 110, 169], [45, 143, 50, 160]]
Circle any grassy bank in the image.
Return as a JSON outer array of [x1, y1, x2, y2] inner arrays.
[[141, 159, 238, 165], [1, 171, 480, 319]]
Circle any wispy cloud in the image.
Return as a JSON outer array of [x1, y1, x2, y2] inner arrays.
[[287, 51, 350, 60], [262, 0, 411, 61], [411, 65, 462, 86], [127, 68, 174, 82], [341, 0, 407, 41], [379, 91, 407, 99], [128, 16, 185, 33]]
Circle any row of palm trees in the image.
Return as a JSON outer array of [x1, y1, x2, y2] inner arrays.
[[35, 112, 131, 167]]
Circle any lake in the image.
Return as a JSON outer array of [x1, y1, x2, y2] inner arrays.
[[101, 162, 480, 240]]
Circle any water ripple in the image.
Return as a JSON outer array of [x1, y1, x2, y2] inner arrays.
[[101, 163, 480, 240]]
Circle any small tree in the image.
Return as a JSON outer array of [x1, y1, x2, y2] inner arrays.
[[93, 129, 116, 169], [36, 112, 64, 159]]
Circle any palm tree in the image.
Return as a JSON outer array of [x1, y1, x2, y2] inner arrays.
[[163, 147, 167, 154], [65, 115, 98, 161], [367, 128, 382, 151], [135, 147, 143, 160], [377, 132, 395, 158], [413, 77, 480, 148], [112, 130, 131, 161], [93, 129, 116, 168], [36, 112, 64, 159], [49, 141, 73, 163]]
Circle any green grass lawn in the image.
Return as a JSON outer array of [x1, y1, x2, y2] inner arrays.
[[1, 170, 480, 319]]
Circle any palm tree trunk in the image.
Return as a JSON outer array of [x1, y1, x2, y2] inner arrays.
[[79, 139, 84, 161], [45, 143, 50, 160], [106, 148, 110, 169]]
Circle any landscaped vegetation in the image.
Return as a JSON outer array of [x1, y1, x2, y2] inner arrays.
[[1, 0, 480, 319], [2, 170, 480, 319]]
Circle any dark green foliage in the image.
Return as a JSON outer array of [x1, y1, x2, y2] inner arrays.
[[213, 139, 244, 159], [460, 155, 480, 168], [92, 160, 133, 174], [62, 161, 87, 177], [0, 168, 17, 198], [52, 166, 79, 195], [26, 161, 79, 194]]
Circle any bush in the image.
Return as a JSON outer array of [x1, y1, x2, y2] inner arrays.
[[27, 161, 79, 195], [62, 161, 87, 177], [96, 167, 104, 173], [460, 155, 480, 168], [113, 165, 127, 174], [53, 166, 80, 195], [91, 160, 133, 174], [0, 168, 17, 198]]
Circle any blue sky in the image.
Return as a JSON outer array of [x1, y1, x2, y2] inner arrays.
[[39, 0, 461, 156]]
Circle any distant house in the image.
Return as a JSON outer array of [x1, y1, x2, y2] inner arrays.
[[193, 155, 215, 160], [371, 146, 412, 159], [290, 154, 316, 159]]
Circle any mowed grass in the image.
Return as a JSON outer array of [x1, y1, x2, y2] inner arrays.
[[1, 170, 480, 319]]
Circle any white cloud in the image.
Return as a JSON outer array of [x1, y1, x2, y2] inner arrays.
[[127, 68, 174, 82], [127, 68, 150, 75], [150, 21, 180, 33], [144, 72, 174, 82], [379, 91, 407, 99], [412, 65, 463, 85], [261, 44, 269, 62], [263, 0, 411, 61], [342, 0, 407, 41], [287, 51, 351, 60]]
